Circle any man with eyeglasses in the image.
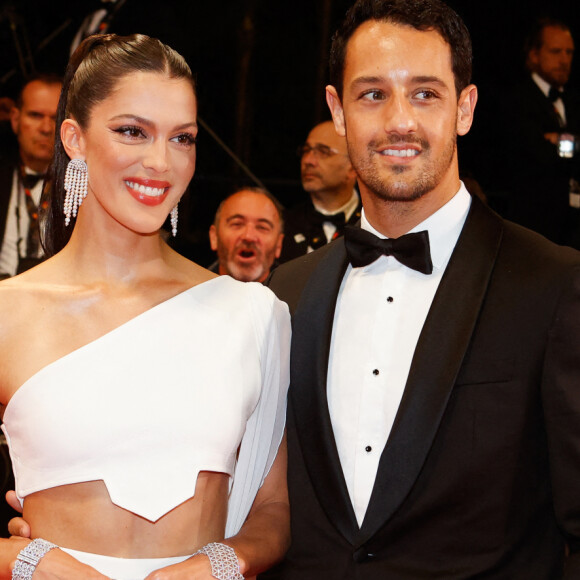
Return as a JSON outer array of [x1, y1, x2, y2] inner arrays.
[[279, 120, 360, 263]]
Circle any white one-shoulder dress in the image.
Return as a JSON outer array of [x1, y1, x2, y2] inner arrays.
[[2, 276, 291, 579]]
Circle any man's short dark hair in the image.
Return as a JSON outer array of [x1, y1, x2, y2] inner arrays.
[[15, 73, 63, 109], [524, 17, 571, 55], [329, 0, 472, 99]]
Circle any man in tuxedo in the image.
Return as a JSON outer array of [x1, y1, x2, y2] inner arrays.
[[506, 18, 580, 245], [267, 0, 580, 577], [279, 121, 360, 262], [0, 74, 61, 278], [208, 187, 284, 282]]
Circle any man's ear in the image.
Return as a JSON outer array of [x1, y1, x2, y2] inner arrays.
[[326, 85, 346, 137], [274, 233, 284, 259], [528, 49, 539, 70], [209, 224, 218, 252], [456, 84, 478, 136], [9, 107, 20, 136], [60, 118, 85, 160]]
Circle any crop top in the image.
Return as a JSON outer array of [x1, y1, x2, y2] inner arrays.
[[1, 276, 290, 534]]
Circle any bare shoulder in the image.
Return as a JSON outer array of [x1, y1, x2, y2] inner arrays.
[[165, 245, 218, 288], [0, 275, 65, 403], [0, 276, 49, 334]]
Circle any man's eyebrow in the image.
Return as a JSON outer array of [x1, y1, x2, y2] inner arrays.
[[351, 75, 384, 88], [411, 75, 448, 88], [225, 214, 275, 228], [350, 75, 449, 88], [225, 213, 247, 222]]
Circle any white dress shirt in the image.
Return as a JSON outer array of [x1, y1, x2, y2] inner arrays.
[[0, 169, 44, 277], [327, 184, 471, 526]]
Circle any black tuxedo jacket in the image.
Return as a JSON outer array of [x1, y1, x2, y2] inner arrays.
[[267, 196, 580, 579], [505, 76, 580, 244], [0, 160, 15, 253]]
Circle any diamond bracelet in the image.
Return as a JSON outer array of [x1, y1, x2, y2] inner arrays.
[[12, 538, 58, 580], [194, 542, 244, 580]]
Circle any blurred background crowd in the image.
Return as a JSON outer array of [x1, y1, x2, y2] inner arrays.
[[0, 0, 578, 266]]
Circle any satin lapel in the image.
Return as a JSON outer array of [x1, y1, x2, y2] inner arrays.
[[289, 240, 360, 543], [358, 198, 503, 543]]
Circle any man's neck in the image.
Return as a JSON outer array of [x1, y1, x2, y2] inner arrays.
[[310, 186, 354, 213], [20, 152, 48, 174], [361, 180, 461, 239]]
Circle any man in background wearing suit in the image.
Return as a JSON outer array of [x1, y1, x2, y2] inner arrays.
[[267, 0, 580, 577], [507, 18, 580, 245], [0, 74, 61, 278], [279, 121, 360, 263]]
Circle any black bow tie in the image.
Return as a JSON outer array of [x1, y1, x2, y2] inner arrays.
[[21, 173, 45, 190], [313, 210, 346, 228], [344, 226, 433, 274], [548, 86, 564, 103]]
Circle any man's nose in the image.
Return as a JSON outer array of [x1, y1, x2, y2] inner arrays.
[[39, 116, 54, 134], [382, 91, 418, 135], [302, 148, 318, 166], [241, 224, 259, 241]]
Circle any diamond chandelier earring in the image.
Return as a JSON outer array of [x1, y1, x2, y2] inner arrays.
[[170, 204, 178, 237], [63, 158, 88, 226]]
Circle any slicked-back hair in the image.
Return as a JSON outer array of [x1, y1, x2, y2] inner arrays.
[[329, 0, 472, 99], [41, 33, 196, 257]]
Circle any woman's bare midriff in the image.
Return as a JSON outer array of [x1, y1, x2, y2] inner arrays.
[[22, 471, 229, 557]]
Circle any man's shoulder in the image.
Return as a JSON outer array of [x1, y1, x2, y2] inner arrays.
[[268, 240, 343, 312], [505, 76, 548, 113], [283, 199, 316, 229], [0, 158, 15, 202], [502, 220, 580, 270]]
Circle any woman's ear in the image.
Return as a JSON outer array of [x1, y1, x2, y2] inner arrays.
[[60, 119, 85, 160]]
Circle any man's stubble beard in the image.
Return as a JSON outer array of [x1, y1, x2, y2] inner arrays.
[[347, 133, 457, 204]]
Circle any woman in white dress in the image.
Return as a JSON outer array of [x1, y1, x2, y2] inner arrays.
[[0, 33, 290, 580]]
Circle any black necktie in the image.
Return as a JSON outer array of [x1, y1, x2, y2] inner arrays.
[[19, 171, 45, 259], [344, 226, 433, 274], [548, 86, 563, 103]]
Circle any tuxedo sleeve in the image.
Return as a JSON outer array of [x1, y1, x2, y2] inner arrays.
[[542, 263, 580, 577]]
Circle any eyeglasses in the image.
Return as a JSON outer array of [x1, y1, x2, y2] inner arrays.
[[297, 143, 341, 159]]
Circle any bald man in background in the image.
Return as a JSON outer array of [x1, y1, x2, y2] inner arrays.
[[208, 187, 284, 283], [280, 120, 360, 263]]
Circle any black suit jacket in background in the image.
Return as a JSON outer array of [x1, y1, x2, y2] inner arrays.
[[279, 198, 362, 264], [266, 196, 580, 579], [503, 76, 580, 245], [0, 160, 15, 253]]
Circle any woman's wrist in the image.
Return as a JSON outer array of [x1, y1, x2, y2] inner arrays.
[[12, 538, 59, 580], [194, 542, 244, 579]]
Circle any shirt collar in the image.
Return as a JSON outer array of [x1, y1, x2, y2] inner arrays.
[[532, 72, 561, 100], [361, 183, 471, 270], [313, 188, 360, 221]]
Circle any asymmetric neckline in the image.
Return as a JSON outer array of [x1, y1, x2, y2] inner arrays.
[[6, 275, 224, 411]]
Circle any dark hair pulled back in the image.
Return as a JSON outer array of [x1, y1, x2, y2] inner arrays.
[[41, 33, 195, 257]]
